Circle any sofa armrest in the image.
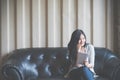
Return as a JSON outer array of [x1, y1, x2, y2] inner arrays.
[[1, 64, 23, 80], [94, 47, 120, 80], [103, 58, 120, 80], [1, 60, 39, 80], [113, 64, 120, 80], [0, 52, 39, 80]]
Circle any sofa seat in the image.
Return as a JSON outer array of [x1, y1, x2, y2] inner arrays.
[[20, 76, 109, 80], [22, 77, 109, 80]]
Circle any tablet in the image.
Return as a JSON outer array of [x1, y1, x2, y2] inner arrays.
[[76, 53, 88, 64]]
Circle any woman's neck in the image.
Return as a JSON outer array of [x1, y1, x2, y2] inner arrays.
[[78, 46, 86, 53]]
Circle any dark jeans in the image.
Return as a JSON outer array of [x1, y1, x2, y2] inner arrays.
[[68, 66, 94, 80]]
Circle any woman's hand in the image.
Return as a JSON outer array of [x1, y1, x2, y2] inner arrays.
[[84, 61, 93, 68], [76, 64, 83, 67]]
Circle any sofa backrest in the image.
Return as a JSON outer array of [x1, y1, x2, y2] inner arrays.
[[1, 47, 71, 80]]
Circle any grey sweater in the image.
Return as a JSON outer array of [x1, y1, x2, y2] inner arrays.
[[72, 44, 95, 73]]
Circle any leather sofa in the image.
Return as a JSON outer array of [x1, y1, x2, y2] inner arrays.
[[0, 47, 120, 80]]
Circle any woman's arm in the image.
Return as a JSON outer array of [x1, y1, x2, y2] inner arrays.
[[84, 44, 95, 68]]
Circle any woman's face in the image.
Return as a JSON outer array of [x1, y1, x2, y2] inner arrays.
[[78, 34, 86, 47]]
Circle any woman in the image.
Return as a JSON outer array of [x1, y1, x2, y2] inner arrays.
[[66, 29, 95, 80]]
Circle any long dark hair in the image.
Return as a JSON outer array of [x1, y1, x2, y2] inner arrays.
[[68, 29, 86, 65]]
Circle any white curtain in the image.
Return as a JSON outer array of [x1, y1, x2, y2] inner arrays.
[[0, 0, 114, 56]]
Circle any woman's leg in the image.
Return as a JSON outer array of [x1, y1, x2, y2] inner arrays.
[[82, 66, 94, 80]]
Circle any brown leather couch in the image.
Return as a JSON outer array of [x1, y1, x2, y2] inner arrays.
[[0, 47, 120, 80]]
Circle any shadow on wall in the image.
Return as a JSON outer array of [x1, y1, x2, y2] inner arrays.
[[113, 0, 120, 55]]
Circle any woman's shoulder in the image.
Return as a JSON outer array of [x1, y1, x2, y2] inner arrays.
[[86, 43, 95, 54], [86, 43, 94, 49], [86, 43, 94, 47]]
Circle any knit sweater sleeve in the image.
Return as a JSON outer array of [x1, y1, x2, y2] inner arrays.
[[87, 44, 95, 68]]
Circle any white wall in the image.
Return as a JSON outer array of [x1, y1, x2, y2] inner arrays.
[[0, 0, 114, 56]]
